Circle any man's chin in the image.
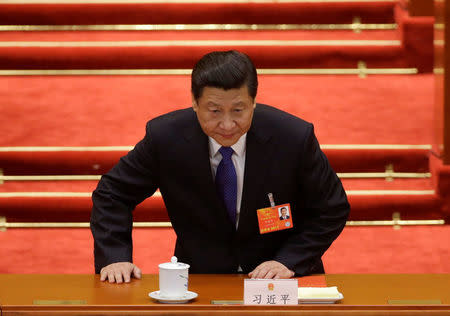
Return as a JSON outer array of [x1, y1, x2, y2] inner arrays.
[[214, 135, 239, 147]]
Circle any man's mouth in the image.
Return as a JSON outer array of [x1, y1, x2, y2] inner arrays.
[[219, 133, 235, 139]]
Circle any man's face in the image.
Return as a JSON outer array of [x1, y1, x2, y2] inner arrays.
[[192, 85, 256, 147], [281, 209, 287, 216]]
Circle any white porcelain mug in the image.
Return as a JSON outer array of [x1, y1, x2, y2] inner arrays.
[[158, 256, 190, 298]]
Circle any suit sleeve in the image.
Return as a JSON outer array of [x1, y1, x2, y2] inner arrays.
[[273, 124, 350, 276], [90, 122, 159, 273]]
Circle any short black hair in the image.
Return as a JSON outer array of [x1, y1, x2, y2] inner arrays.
[[191, 50, 258, 100]]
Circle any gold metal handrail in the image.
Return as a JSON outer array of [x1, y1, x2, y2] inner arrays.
[[0, 68, 418, 76], [0, 218, 444, 231], [0, 23, 397, 32], [0, 172, 432, 182]]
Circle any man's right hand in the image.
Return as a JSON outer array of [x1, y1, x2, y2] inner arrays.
[[100, 262, 142, 283]]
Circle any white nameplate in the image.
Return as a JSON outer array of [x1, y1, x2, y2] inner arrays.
[[244, 279, 298, 305]]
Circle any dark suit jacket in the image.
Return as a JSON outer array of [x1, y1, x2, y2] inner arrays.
[[91, 104, 350, 275]]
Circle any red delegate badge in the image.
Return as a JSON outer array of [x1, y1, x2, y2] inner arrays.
[[257, 203, 293, 234]]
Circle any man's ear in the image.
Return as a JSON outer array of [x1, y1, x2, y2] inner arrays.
[[192, 95, 198, 112], [253, 100, 256, 108]]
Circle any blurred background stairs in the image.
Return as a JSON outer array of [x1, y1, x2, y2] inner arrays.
[[0, 0, 448, 274]]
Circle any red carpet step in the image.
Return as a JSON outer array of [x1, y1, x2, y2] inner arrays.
[[0, 39, 410, 70], [0, 146, 431, 175], [0, 2, 433, 72], [0, 1, 397, 25], [0, 30, 402, 42], [0, 73, 434, 174], [0, 74, 434, 146], [0, 178, 443, 222], [0, 226, 449, 274]]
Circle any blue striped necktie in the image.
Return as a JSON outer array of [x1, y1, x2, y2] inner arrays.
[[215, 146, 237, 226]]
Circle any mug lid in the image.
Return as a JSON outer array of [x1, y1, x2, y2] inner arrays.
[[159, 256, 190, 270]]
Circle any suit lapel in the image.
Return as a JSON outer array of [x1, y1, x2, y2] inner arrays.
[[183, 112, 234, 230], [237, 109, 276, 237]]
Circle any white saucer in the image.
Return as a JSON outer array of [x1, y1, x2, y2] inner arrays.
[[149, 291, 198, 304]]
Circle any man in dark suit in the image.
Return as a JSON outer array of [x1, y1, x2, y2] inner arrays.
[[91, 50, 350, 284]]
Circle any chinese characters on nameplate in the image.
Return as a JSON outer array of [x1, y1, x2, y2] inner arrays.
[[244, 279, 298, 305]]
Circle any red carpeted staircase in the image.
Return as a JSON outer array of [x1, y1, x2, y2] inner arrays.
[[0, 0, 448, 274], [0, 1, 433, 71], [0, 73, 441, 222]]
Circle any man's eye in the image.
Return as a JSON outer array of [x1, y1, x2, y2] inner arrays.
[[211, 109, 220, 113], [234, 108, 243, 112]]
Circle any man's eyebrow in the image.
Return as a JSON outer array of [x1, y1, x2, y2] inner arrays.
[[207, 101, 221, 107]]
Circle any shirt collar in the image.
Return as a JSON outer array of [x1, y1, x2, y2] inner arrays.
[[209, 133, 247, 159]]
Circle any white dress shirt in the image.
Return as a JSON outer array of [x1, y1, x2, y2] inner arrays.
[[209, 133, 246, 228]]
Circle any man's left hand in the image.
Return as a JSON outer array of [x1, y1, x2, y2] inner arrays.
[[248, 260, 294, 279]]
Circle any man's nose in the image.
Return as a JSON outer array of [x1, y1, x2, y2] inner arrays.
[[220, 116, 236, 130]]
